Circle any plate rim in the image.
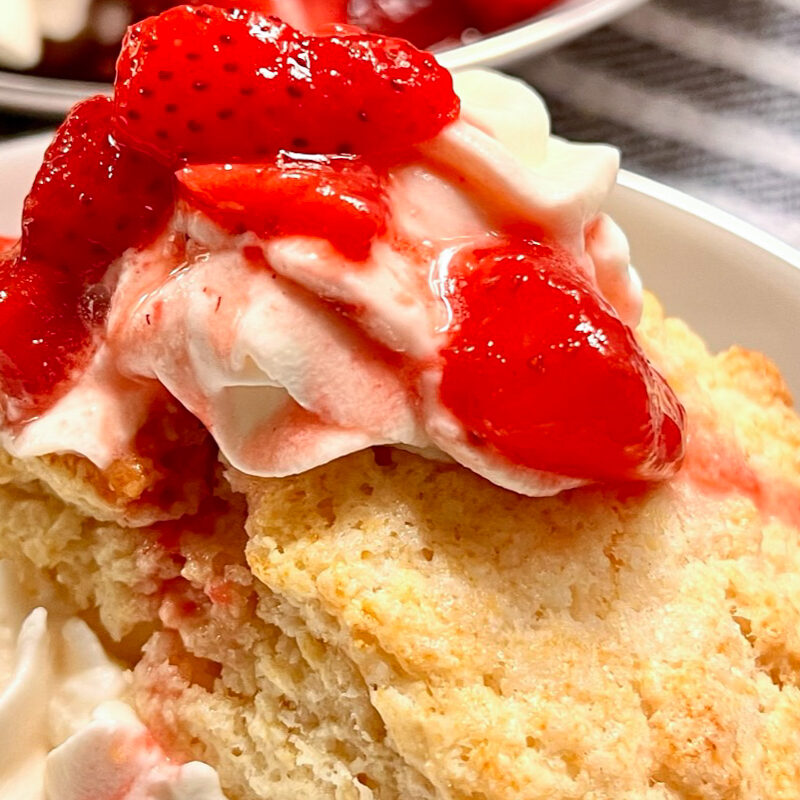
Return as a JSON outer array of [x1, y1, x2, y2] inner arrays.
[[438, 0, 648, 70], [615, 169, 800, 272]]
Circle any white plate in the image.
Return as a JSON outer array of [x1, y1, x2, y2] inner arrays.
[[0, 0, 645, 115], [1, 132, 799, 397]]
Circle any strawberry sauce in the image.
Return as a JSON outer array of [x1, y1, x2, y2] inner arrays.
[[684, 425, 800, 530]]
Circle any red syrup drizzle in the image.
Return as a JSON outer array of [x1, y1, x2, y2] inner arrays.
[[139, 489, 248, 620], [683, 424, 800, 530]]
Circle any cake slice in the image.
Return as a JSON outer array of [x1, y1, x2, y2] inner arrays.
[[1, 5, 799, 800]]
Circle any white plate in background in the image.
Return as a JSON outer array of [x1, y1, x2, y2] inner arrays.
[[437, 0, 646, 70], [1, 132, 799, 397], [0, 0, 646, 116]]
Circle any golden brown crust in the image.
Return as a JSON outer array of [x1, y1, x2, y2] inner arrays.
[[0, 397, 219, 526]]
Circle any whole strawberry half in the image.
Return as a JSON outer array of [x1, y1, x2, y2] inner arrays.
[[178, 154, 387, 260], [439, 238, 686, 482], [23, 94, 173, 287], [113, 4, 459, 165]]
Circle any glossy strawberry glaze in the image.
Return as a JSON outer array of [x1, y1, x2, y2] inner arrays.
[[0, 5, 686, 491], [684, 425, 800, 529], [114, 7, 459, 165]]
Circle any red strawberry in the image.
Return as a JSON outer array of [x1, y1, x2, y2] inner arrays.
[[462, 0, 558, 32], [1, 95, 173, 414], [0, 248, 90, 417], [135, 0, 278, 14], [113, 5, 459, 165], [22, 94, 173, 287], [177, 155, 387, 260], [439, 238, 686, 482], [297, 0, 348, 30], [348, 0, 469, 48]]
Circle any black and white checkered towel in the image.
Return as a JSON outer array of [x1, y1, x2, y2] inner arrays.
[[517, 0, 800, 247]]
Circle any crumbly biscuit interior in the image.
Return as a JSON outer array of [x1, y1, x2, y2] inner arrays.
[[1, 294, 800, 800]]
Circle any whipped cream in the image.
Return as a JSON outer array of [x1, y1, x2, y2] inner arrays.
[[3, 70, 642, 496], [47, 701, 227, 800], [0, 562, 227, 800], [0, 0, 93, 70]]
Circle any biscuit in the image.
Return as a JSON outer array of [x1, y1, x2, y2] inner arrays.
[[2, 293, 799, 799]]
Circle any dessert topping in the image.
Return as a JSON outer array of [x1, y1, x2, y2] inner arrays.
[[0, 246, 88, 414], [22, 95, 173, 286], [0, 562, 228, 800], [0, 4, 686, 492], [0, 6, 456, 417], [114, 5, 460, 165]]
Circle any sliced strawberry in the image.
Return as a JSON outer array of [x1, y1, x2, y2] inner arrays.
[[300, 0, 348, 30], [22, 94, 173, 287], [0, 237, 15, 252], [177, 155, 386, 260], [439, 238, 686, 482], [348, 0, 469, 48], [0, 249, 90, 417], [462, 0, 558, 32], [113, 5, 458, 165]]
